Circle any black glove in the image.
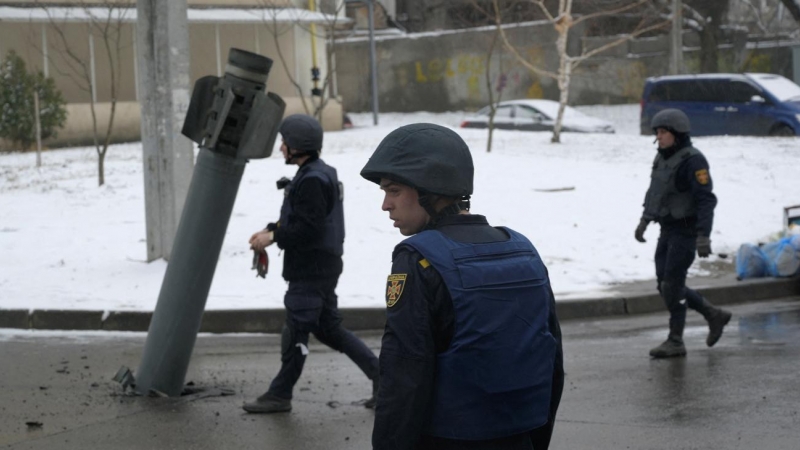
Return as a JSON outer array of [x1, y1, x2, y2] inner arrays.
[[634, 219, 648, 243], [252, 249, 269, 278], [696, 236, 712, 258]]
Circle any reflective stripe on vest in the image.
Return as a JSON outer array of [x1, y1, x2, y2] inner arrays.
[[278, 158, 344, 256], [400, 228, 556, 440], [643, 146, 700, 221]]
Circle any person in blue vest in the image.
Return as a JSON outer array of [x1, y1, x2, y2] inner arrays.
[[244, 114, 379, 413], [635, 108, 732, 358], [361, 123, 564, 450]]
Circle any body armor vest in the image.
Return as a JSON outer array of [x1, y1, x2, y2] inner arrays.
[[399, 228, 556, 440], [643, 146, 700, 221], [279, 159, 344, 256]]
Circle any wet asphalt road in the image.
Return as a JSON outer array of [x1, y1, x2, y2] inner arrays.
[[1, 297, 799, 450]]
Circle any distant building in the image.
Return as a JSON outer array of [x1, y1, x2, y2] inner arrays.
[[0, 0, 346, 148]]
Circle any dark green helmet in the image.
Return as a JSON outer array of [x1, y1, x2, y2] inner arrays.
[[651, 108, 691, 134], [360, 123, 473, 197], [280, 114, 323, 152]]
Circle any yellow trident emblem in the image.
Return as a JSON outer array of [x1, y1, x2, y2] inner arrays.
[[386, 274, 407, 307]]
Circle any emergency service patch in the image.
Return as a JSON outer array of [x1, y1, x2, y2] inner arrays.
[[386, 274, 407, 308], [695, 169, 709, 185]]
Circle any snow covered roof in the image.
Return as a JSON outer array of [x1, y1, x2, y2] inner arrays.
[[338, 18, 551, 43], [646, 73, 751, 82], [0, 6, 342, 25]]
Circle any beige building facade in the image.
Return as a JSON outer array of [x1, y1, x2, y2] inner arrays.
[[0, 0, 345, 148]]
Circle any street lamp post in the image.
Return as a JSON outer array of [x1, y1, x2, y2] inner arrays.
[[344, 0, 380, 124]]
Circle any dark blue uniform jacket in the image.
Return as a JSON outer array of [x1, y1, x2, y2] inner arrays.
[[272, 157, 344, 281], [373, 214, 564, 450]]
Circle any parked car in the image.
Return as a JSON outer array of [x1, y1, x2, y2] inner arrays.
[[640, 73, 800, 137], [460, 99, 615, 134]]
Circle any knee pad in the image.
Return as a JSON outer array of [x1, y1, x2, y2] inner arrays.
[[279, 324, 309, 362], [660, 280, 686, 311]]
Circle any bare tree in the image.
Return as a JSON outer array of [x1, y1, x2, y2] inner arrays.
[[258, 0, 345, 121], [730, 0, 800, 38], [729, 0, 800, 68], [493, 0, 670, 143], [735, 0, 778, 34], [483, 30, 507, 153], [682, 0, 730, 73], [35, 0, 130, 186], [467, 0, 514, 153]]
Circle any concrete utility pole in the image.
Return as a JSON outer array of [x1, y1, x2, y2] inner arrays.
[[34, 91, 42, 168], [669, 0, 684, 75], [367, 0, 379, 125], [136, 0, 194, 262], [793, 45, 800, 85]]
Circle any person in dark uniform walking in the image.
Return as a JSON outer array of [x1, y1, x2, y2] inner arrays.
[[244, 114, 379, 413], [361, 123, 564, 450], [635, 108, 732, 358]]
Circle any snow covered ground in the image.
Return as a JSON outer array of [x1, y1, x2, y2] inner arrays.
[[1, 105, 798, 312]]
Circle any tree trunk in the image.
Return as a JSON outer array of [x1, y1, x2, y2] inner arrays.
[[698, 25, 719, 72], [98, 151, 105, 186], [691, 0, 728, 73], [552, 67, 571, 144], [485, 29, 499, 153], [551, 28, 571, 144]]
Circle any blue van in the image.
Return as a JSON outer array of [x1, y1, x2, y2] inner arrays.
[[640, 73, 800, 137]]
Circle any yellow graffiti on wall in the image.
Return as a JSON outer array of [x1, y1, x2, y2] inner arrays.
[[416, 56, 486, 83], [403, 48, 547, 101], [526, 81, 543, 99], [411, 55, 487, 100]]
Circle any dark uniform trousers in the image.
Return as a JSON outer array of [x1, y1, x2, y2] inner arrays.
[[655, 226, 712, 335], [268, 278, 379, 399]]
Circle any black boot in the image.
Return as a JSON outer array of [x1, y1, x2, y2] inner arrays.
[[705, 306, 732, 347], [649, 337, 687, 358], [364, 377, 379, 409], [243, 392, 292, 414], [650, 318, 686, 358], [690, 295, 732, 348]]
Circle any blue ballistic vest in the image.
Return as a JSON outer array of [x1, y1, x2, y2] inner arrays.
[[643, 146, 700, 221], [278, 158, 344, 256], [400, 227, 556, 440]]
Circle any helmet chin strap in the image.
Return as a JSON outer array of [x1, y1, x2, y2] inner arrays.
[[418, 194, 471, 227], [283, 147, 298, 165], [284, 149, 318, 165], [417, 194, 439, 220], [458, 195, 471, 212]]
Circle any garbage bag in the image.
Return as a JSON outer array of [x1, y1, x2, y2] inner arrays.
[[735, 243, 768, 280], [762, 237, 800, 277]]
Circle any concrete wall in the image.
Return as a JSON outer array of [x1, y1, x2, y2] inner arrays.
[[336, 21, 584, 113], [54, 101, 142, 147], [336, 23, 799, 112]]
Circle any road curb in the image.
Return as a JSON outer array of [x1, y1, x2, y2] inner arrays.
[[31, 309, 103, 330], [1, 276, 798, 333]]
